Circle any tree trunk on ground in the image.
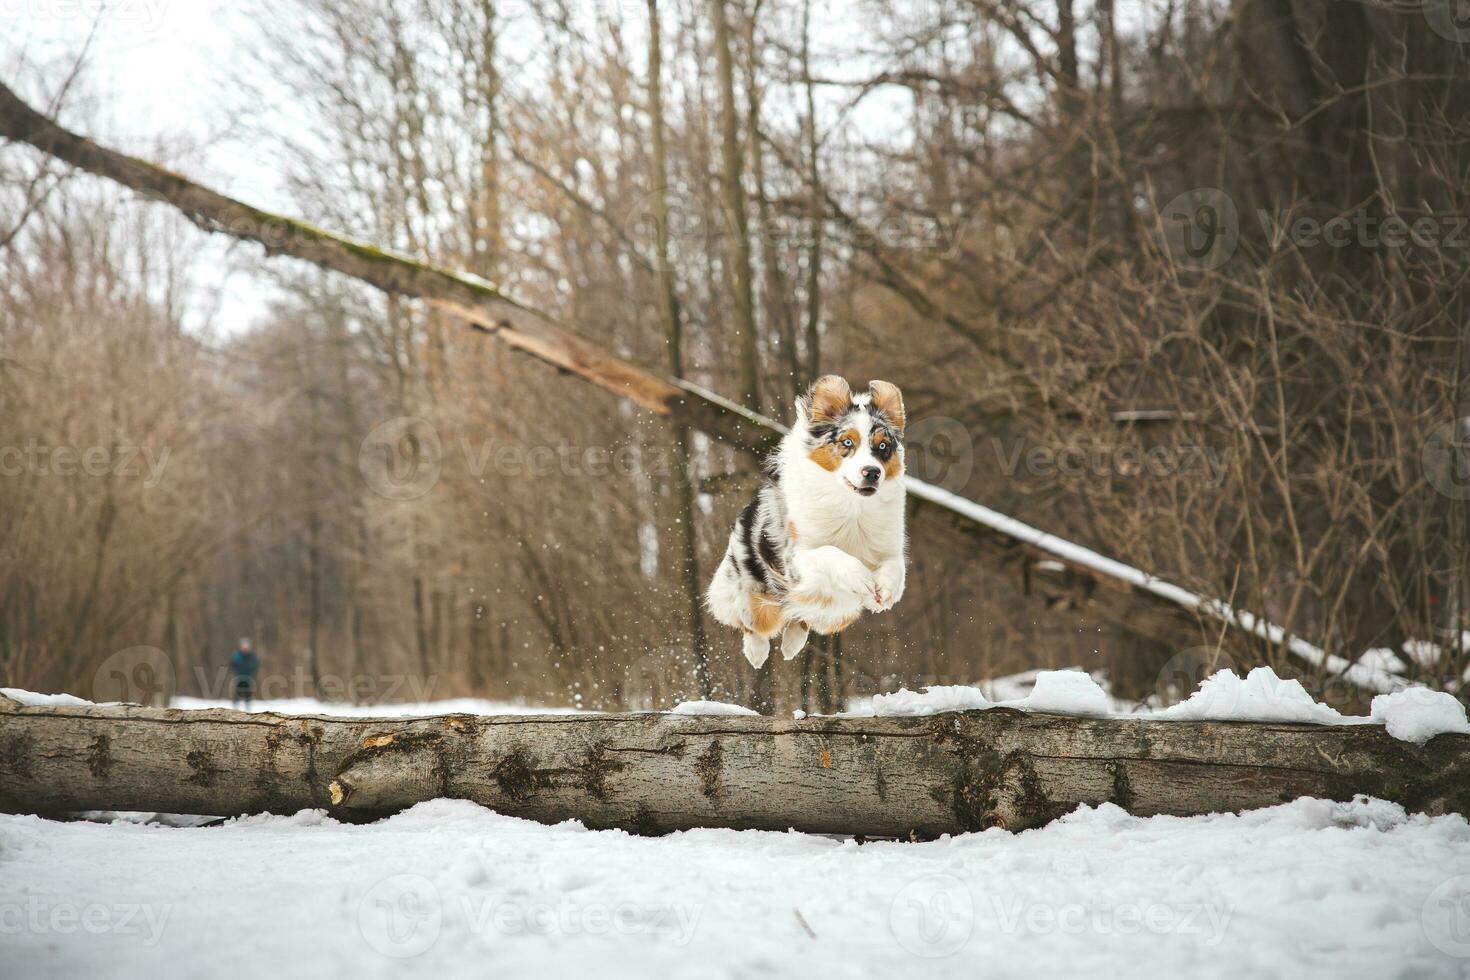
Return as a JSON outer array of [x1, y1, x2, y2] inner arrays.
[[4, 694, 1466, 836]]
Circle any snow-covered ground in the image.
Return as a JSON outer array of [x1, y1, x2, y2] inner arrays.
[[5, 671, 1470, 977], [3, 796, 1468, 979]]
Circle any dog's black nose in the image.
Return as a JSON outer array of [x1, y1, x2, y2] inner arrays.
[[860, 465, 881, 484]]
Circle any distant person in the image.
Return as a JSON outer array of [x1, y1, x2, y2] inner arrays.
[[229, 638, 260, 709]]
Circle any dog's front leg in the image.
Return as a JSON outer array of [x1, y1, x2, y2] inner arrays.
[[864, 557, 906, 613], [789, 545, 875, 603]]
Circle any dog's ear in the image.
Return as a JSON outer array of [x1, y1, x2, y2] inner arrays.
[[801, 375, 852, 424], [868, 380, 906, 431]]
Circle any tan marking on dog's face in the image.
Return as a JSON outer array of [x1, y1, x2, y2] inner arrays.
[[868, 380, 905, 431], [809, 430, 860, 471], [750, 592, 787, 637], [806, 375, 852, 423], [808, 443, 840, 471], [787, 520, 798, 543]]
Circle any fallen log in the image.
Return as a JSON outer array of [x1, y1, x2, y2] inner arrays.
[[2, 695, 1466, 836]]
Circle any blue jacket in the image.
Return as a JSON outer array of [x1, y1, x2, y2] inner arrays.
[[229, 649, 260, 680]]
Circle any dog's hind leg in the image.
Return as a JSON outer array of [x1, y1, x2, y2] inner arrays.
[[742, 631, 771, 668], [780, 621, 810, 660]]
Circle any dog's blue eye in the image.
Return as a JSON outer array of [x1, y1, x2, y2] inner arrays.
[[841, 438, 854, 448], [878, 442, 888, 452]]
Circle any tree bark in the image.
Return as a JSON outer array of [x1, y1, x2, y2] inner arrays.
[[2, 694, 1466, 835]]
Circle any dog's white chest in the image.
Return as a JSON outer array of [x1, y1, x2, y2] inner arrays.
[[792, 502, 902, 567]]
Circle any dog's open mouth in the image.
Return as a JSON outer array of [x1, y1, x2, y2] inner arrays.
[[845, 478, 879, 497]]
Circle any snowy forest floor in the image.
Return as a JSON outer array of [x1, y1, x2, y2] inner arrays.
[[5, 795, 1470, 979], [6, 678, 1470, 978]]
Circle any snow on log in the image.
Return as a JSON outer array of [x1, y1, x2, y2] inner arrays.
[[2, 696, 1467, 836]]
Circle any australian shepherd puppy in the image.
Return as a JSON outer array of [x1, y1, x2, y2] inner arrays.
[[706, 376, 906, 667]]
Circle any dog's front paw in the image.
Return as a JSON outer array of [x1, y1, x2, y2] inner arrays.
[[865, 564, 904, 613], [832, 562, 877, 601], [862, 582, 889, 613]]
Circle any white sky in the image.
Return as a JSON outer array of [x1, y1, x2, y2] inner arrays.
[[3, 0, 291, 335], [1, 0, 935, 337]]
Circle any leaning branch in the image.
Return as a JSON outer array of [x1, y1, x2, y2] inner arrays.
[[0, 83, 776, 456]]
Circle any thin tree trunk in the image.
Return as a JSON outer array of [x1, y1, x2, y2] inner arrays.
[[413, 575, 430, 681], [307, 511, 322, 697], [710, 0, 770, 711], [742, 0, 797, 400], [710, 0, 759, 412], [649, 0, 713, 700], [800, 0, 823, 387]]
